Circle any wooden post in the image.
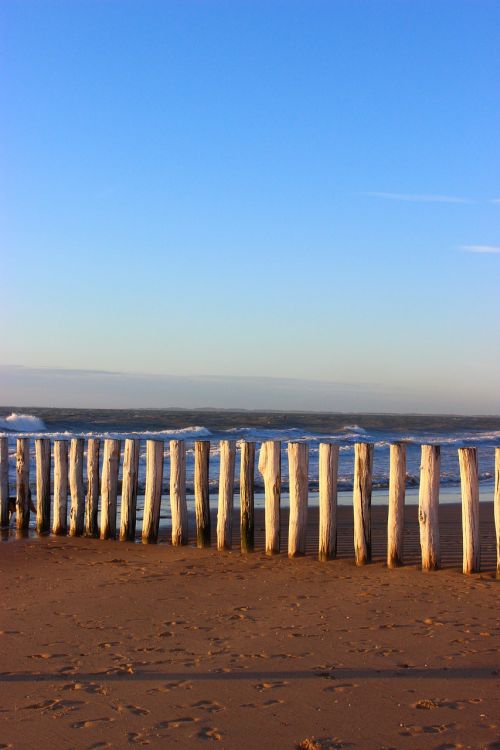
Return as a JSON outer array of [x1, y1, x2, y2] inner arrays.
[[495, 447, 500, 579], [353, 443, 373, 565], [142, 440, 164, 544], [120, 438, 140, 541], [194, 440, 211, 547], [258, 441, 281, 555], [288, 442, 309, 557], [418, 444, 440, 571], [35, 438, 51, 534], [0, 437, 9, 528], [69, 438, 85, 536], [100, 438, 121, 540], [16, 438, 30, 531], [85, 438, 100, 538], [217, 440, 236, 551], [458, 447, 480, 574], [53, 440, 69, 535], [318, 443, 339, 561], [240, 441, 255, 553], [387, 443, 406, 568], [170, 439, 188, 545]]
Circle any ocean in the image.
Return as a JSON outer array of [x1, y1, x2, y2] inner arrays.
[[1, 408, 498, 517]]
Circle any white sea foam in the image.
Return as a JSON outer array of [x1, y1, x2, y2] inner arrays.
[[0, 413, 47, 432]]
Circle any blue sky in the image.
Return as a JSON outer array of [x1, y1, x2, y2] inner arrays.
[[1, 0, 499, 412]]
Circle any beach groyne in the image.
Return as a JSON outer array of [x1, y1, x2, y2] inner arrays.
[[0, 437, 498, 576]]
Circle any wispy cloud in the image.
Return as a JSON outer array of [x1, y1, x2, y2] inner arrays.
[[490, 198, 500, 204], [362, 191, 472, 204], [460, 245, 500, 254]]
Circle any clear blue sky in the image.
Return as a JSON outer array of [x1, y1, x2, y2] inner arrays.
[[1, 0, 499, 412]]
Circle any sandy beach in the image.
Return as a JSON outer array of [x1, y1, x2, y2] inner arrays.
[[0, 503, 498, 750]]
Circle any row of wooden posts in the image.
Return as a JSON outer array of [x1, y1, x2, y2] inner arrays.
[[1, 437, 499, 576]]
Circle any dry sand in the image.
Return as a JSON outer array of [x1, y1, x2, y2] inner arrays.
[[0, 504, 498, 750]]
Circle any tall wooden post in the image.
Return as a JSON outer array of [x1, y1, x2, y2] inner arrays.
[[458, 447, 480, 574], [100, 438, 121, 540], [16, 438, 30, 531], [69, 438, 85, 536], [120, 438, 140, 541], [53, 440, 69, 535], [170, 439, 188, 545], [35, 438, 51, 534], [495, 447, 500, 579], [217, 440, 236, 550], [142, 440, 164, 544], [240, 441, 255, 553], [318, 443, 339, 561], [85, 438, 100, 537], [0, 437, 9, 528], [288, 442, 309, 557], [194, 440, 211, 547], [418, 445, 440, 571], [259, 441, 281, 555], [387, 443, 406, 568], [353, 443, 373, 565]]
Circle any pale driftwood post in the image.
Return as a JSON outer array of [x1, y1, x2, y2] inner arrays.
[[194, 440, 211, 547], [0, 437, 9, 528], [458, 447, 480, 574], [318, 443, 339, 561], [142, 440, 164, 544], [258, 441, 281, 555], [495, 447, 500, 578], [100, 438, 121, 540], [53, 440, 69, 535], [170, 439, 188, 545], [217, 440, 236, 550], [16, 438, 30, 531], [387, 443, 406, 568], [35, 438, 51, 534], [69, 438, 85, 536], [418, 444, 440, 571], [85, 438, 100, 537], [120, 438, 140, 541], [240, 441, 255, 553], [353, 443, 373, 565], [288, 442, 309, 557]]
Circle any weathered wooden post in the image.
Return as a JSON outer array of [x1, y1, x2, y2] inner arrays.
[[0, 437, 9, 528], [458, 447, 480, 574], [288, 442, 309, 557], [353, 443, 373, 565], [120, 438, 140, 541], [194, 440, 211, 547], [240, 441, 255, 553], [318, 443, 339, 561], [35, 438, 51, 534], [100, 438, 121, 540], [16, 438, 30, 531], [387, 442, 406, 568], [495, 447, 500, 578], [217, 440, 236, 550], [418, 445, 440, 571], [142, 440, 164, 544], [259, 441, 281, 555], [69, 438, 85, 536], [170, 439, 188, 545], [85, 438, 100, 537], [53, 440, 69, 535]]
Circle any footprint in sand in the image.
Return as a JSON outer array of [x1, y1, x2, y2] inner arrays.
[[157, 716, 200, 729], [198, 726, 222, 741], [254, 680, 288, 691], [323, 683, 359, 694], [399, 723, 456, 736], [71, 717, 115, 729], [191, 700, 225, 714]]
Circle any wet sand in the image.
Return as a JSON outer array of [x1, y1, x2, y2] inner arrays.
[[0, 504, 498, 749]]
